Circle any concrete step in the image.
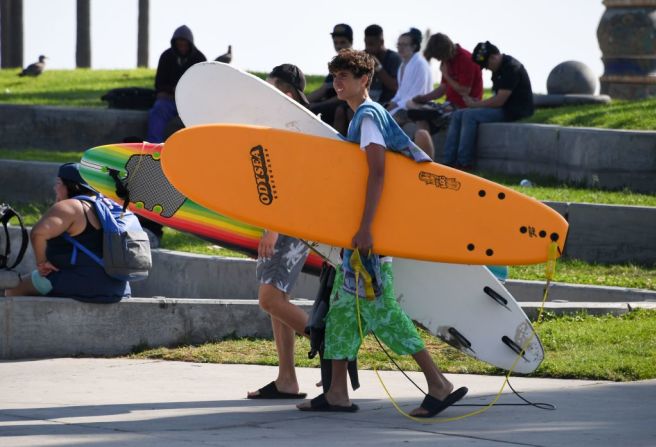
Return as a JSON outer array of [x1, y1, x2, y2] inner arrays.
[[2, 296, 654, 360], [4, 225, 655, 303]]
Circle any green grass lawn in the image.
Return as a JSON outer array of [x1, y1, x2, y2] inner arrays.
[[0, 69, 155, 107], [130, 309, 656, 382], [0, 68, 322, 108], [2, 68, 656, 130], [524, 97, 656, 130]]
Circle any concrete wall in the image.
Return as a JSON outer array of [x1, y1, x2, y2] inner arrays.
[[0, 296, 313, 359], [2, 295, 654, 359], [0, 104, 148, 152], [131, 249, 320, 300], [0, 160, 58, 203], [476, 123, 656, 193]]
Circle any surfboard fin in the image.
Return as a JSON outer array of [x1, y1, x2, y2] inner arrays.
[[502, 335, 529, 361], [483, 286, 510, 309], [447, 327, 475, 353]]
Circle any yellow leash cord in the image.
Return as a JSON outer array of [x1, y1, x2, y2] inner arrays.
[[350, 243, 559, 423]]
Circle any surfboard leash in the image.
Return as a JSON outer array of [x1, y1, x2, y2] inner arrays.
[[350, 242, 559, 423]]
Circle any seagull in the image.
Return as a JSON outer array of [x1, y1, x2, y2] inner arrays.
[[215, 45, 232, 64], [19, 55, 47, 77]]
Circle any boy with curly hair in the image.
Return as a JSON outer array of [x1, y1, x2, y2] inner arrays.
[[297, 49, 468, 417]]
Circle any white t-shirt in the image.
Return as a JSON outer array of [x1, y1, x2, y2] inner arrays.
[[359, 116, 385, 150]]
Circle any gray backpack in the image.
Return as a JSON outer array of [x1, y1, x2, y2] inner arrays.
[[65, 195, 152, 281]]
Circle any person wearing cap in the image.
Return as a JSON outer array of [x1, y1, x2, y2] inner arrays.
[[307, 23, 353, 135], [246, 64, 313, 400], [364, 24, 402, 105], [147, 25, 207, 143], [4, 163, 131, 301], [442, 41, 533, 170], [410, 33, 483, 159]]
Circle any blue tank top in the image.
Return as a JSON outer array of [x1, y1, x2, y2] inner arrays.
[[45, 200, 131, 301]]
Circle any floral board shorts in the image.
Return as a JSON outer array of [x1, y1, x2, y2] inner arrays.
[[256, 235, 309, 294], [324, 261, 425, 360]]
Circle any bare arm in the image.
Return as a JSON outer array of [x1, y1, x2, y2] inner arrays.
[[352, 144, 385, 255], [440, 63, 471, 97], [31, 200, 80, 274], [413, 84, 445, 103], [375, 66, 398, 93]]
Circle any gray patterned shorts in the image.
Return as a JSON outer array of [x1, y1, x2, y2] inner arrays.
[[256, 235, 310, 294]]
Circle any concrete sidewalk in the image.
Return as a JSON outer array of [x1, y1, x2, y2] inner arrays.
[[1, 359, 654, 446]]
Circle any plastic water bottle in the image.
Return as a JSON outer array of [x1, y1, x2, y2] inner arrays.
[[519, 179, 533, 187]]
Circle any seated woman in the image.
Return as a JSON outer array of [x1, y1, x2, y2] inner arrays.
[[5, 163, 131, 302], [386, 28, 433, 124]]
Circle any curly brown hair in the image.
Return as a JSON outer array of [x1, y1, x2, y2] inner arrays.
[[327, 48, 375, 88]]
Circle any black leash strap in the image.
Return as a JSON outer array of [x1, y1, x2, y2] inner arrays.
[[0, 204, 28, 270], [108, 168, 131, 214]]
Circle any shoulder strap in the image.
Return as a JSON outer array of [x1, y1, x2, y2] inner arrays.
[[1, 205, 28, 270], [63, 233, 104, 267]]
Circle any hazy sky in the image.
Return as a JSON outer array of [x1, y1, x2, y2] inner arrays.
[[21, 0, 606, 93]]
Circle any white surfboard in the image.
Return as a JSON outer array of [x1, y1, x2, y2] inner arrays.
[[176, 62, 544, 374]]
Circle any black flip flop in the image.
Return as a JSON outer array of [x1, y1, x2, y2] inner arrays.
[[247, 381, 307, 399], [414, 386, 469, 418], [298, 393, 359, 412]]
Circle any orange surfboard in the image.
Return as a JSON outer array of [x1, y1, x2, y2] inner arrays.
[[162, 124, 568, 265]]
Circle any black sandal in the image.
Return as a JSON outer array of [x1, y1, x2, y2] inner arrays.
[[247, 381, 307, 399], [414, 387, 468, 418], [298, 393, 359, 412]]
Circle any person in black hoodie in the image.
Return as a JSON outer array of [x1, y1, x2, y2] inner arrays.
[[147, 25, 206, 143]]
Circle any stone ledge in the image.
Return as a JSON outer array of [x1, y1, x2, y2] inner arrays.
[[5, 225, 656, 301], [0, 104, 148, 152], [475, 122, 656, 193], [521, 301, 656, 319], [2, 296, 653, 360], [0, 296, 313, 359], [507, 280, 656, 303]]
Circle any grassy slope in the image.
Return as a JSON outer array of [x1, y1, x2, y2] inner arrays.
[[0, 69, 322, 108]]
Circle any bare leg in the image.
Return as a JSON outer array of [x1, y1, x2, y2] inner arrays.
[[258, 284, 309, 335], [409, 349, 454, 416], [4, 275, 39, 297], [247, 284, 309, 397], [414, 128, 435, 160]]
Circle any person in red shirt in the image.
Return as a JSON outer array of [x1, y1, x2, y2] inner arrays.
[[410, 33, 482, 159]]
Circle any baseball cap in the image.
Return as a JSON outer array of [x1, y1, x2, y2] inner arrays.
[[269, 64, 310, 107], [331, 23, 353, 42], [58, 162, 95, 192], [472, 41, 500, 68]]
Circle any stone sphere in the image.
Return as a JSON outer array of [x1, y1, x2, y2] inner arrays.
[[546, 61, 597, 95]]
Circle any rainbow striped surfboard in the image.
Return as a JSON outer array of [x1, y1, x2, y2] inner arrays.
[[79, 142, 325, 273]]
